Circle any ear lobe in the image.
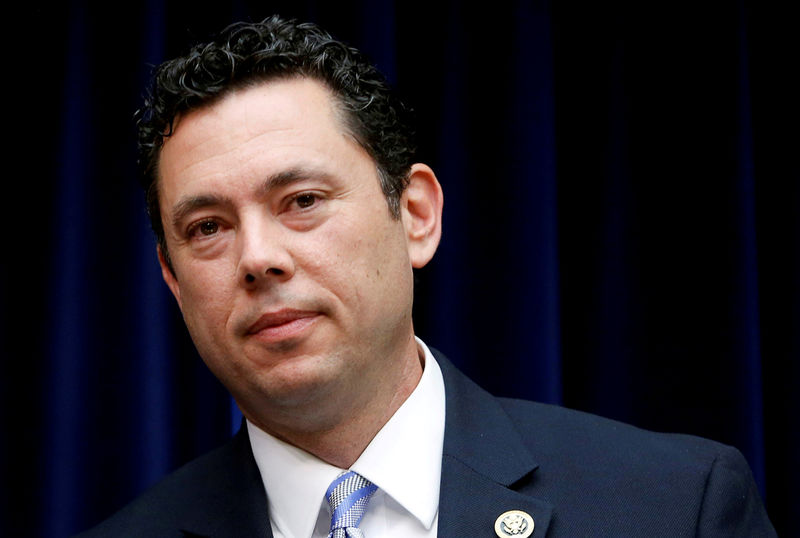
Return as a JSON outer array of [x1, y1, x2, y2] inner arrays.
[[158, 245, 183, 310], [402, 163, 443, 268]]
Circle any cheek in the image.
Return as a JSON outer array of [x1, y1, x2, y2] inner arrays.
[[176, 262, 235, 326], [313, 215, 387, 276], [317, 216, 410, 307]]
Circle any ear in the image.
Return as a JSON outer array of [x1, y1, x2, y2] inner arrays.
[[158, 245, 183, 310], [401, 163, 443, 268]]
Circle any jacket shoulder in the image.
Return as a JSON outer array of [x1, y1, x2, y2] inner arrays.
[[498, 397, 730, 464], [75, 442, 233, 537], [496, 398, 776, 536], [75, 429, 266, 537]]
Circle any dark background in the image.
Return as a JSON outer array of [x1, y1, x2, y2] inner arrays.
[[3, 1, 797, 536]]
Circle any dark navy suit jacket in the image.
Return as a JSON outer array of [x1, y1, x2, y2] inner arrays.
[[79, 351, 776, 537]]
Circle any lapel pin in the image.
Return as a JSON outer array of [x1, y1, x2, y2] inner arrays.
[[494, 509, 534, 537]]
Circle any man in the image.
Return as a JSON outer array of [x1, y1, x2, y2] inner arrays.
[[80, 16, 775, 537]]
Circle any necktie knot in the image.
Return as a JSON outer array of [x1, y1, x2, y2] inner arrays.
[[326, 471, 377, 538]]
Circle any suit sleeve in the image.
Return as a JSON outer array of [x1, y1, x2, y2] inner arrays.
[[696, 445, 776, 537]]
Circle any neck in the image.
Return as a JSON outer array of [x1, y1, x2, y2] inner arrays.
[[241, 337, 424, 468]]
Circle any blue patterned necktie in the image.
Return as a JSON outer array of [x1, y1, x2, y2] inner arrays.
[[325, 471, 378, 538]]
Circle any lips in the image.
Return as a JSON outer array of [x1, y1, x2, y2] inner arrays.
[[245, 309, 320, 342]]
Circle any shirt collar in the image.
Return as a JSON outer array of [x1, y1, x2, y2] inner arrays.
[[247, 337, 445, 538]]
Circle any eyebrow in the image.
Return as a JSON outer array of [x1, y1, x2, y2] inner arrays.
[[260, 167, 334, 192], [170, 194, 232, 229], [169, 166, 334, 228]]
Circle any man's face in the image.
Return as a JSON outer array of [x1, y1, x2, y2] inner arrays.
[[157, 78, 435, 430]]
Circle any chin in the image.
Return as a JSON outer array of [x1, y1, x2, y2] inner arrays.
[[243, 353, 342, 406]]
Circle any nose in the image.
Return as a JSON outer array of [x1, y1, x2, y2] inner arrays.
[[236, 218, 295, 287]]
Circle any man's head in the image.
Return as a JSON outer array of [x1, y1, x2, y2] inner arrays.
[[137, 16, 417, 269], [142, 17, 442, 456]]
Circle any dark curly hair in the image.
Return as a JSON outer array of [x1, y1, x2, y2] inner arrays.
[[136, 15, 416, 264]]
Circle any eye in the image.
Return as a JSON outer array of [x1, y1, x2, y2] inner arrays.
[[199, 221, 219, 235], [189, 219, 219, 238], [294, 193, 317, 209]]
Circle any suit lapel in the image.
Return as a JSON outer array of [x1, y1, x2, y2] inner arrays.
[[435, 351, 554, 537]]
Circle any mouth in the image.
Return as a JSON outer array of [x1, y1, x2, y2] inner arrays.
[[245, 309, 320, 343]]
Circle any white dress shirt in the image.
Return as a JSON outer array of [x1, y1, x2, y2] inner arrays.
[[247, 337, 446, 538]]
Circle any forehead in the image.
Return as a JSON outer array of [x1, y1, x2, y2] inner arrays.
[[156, 78, 371, 204], [161, 78, 340, 168]]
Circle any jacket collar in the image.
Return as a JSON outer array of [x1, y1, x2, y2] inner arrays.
[[435, 349, 554, 537]]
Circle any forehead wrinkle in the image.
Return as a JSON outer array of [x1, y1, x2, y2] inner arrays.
[[166, 126, 299, 182]]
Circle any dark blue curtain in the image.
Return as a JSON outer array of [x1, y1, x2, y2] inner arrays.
[[3, 1, 797, 536]]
